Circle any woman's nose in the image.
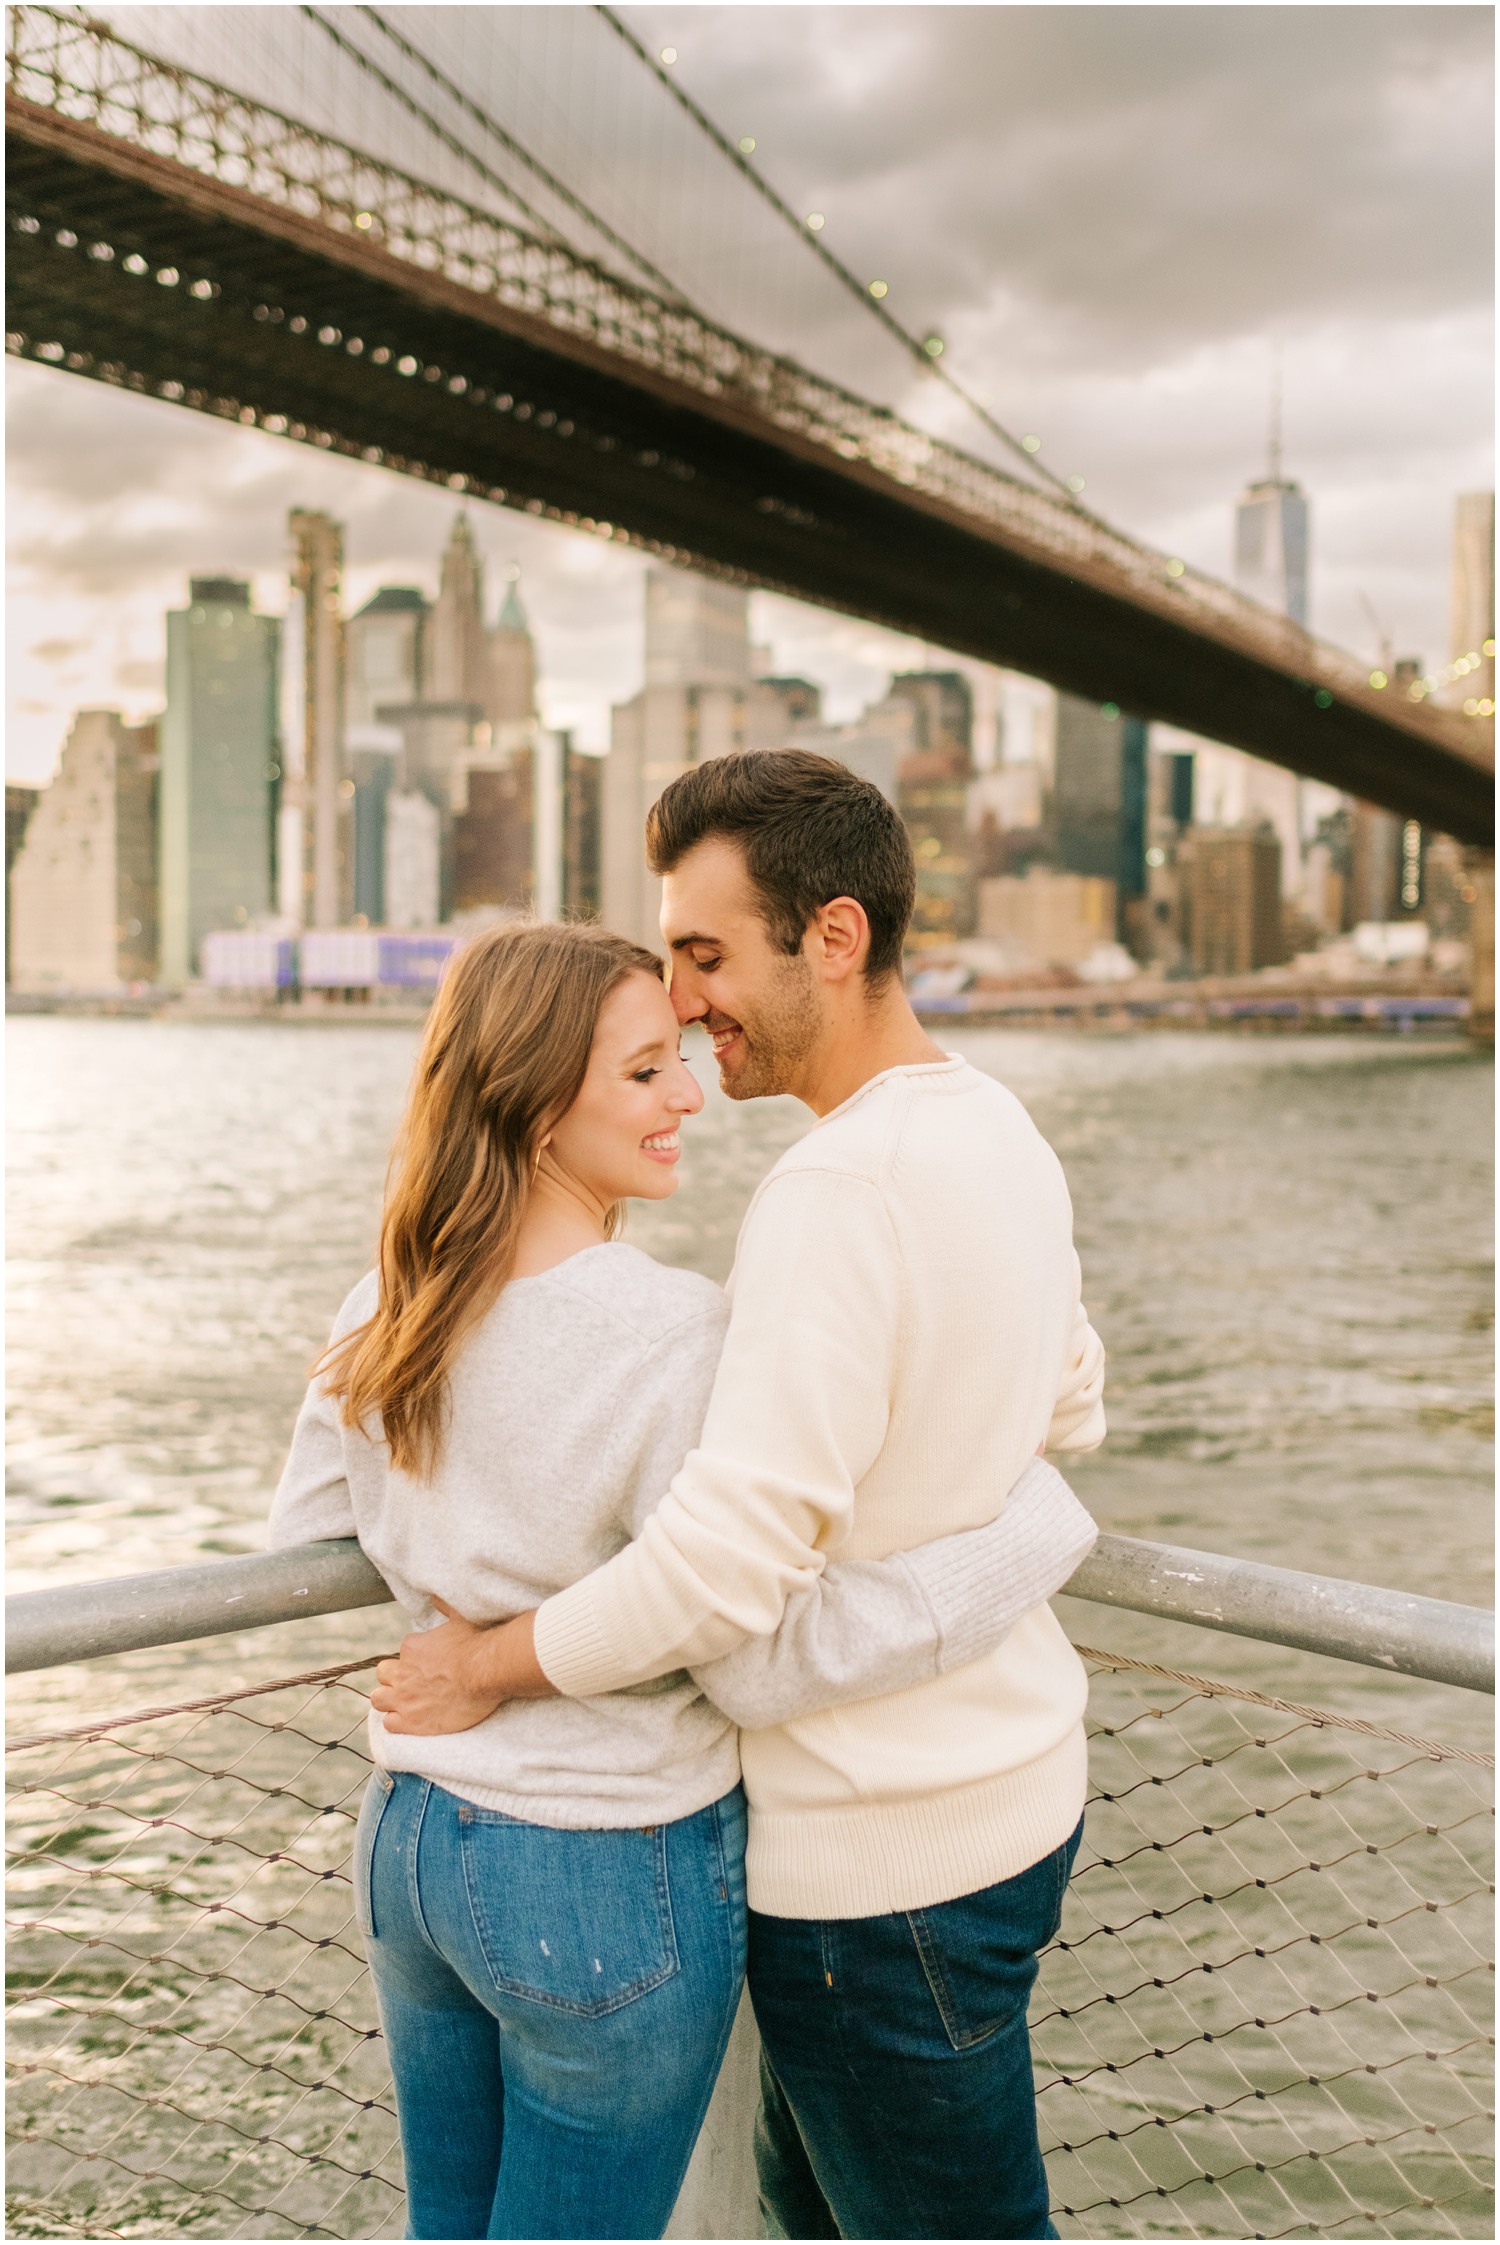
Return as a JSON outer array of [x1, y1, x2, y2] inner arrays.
[[668, 1063, 705, 1114]]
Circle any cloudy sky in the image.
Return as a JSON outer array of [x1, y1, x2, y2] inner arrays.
[[7, 2, 1493, 783]]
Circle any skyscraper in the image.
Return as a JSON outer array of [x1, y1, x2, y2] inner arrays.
[[160, 581, 278, 984], [284, 511, 347, 929], [603, 567, 752, 949], [890, 670, 975, 944], [427, 514, 489, 708], [1183, 828, 1286, 975], [346, 587, 426, 925], [7, 784, 40, 982], [562, 740, 603, 920], [346, 586, 426, 728], [1234, 378, 1310, 628], [1050, 695, 1148, 941], [451, 568, 543, 917], [489, 569, 538, 728], [1053, 696, 1126, 880], [1229, 390, 1312, 898], [1234, 480, 1310, 629], [643, 569, 751, 694], [10, 710, 159, 991]]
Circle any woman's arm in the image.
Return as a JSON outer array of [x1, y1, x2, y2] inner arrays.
[[690, 1458, 1097, 1729], [268, 1375, 358, 1547], [268, 1275, 379, 1550]]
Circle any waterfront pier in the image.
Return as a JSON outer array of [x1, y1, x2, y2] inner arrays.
[[5, 12, 1492, 2240]]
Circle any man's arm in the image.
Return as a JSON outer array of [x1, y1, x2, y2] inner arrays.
[[531, 1168, 901, 1698], [691, 1457, 1098, 1729], [1047, 1284, 1107, 1453], [377, 1204, 1107, 1729]]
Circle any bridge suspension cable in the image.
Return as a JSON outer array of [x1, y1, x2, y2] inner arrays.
[[594, 2, 1084, 507], [351, 4, 701, 314], [299, 4, 572, 252]]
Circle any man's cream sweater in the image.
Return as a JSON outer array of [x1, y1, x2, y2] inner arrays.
[[535, 1057, 1106, 1918]]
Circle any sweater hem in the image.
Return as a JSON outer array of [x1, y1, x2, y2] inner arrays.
[[371, 1731, 743, 1832], [744, 1724, 1088, 1918]]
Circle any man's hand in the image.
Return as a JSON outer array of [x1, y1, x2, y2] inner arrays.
[[371, 1601, 557, 1736]]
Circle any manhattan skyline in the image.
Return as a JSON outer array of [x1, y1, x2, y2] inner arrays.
[[7, 3, 1493, 782]]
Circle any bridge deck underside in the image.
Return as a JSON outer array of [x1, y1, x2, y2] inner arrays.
[[6, 110, 1492, 844]]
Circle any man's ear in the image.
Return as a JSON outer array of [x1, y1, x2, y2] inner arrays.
[[811, 896, 871, 983]]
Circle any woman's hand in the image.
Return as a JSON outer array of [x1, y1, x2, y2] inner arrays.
[[372, 1600, 557, 1735]]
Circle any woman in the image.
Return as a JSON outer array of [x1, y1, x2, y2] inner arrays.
[[270, 920, 1094, 2241]]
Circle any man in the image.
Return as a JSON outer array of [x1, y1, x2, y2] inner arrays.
[[379, 751, 1105, 2238]]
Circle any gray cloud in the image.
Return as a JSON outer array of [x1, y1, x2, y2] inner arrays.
[[626, 6, 1492, 354], [7, 4, 1493, 780]]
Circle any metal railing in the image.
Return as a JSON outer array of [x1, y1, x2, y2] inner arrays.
[[4, 3, 1490, 767], [9, 1532, 1493, 1693], [6, 1542, 1494, 2240]]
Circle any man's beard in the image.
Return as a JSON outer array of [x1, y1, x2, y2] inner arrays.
[[717, 952, 819, 1100]]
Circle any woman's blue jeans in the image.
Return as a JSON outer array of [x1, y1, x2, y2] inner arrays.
[[355, 1771, 748, 2240]]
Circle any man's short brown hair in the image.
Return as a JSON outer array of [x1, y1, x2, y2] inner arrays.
[[646, 750, 916, 981]]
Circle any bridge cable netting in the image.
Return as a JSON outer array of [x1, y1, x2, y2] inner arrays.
[[6, 1648, 1491, 2240], [592, 0, 1079, 500], [10, 0, 1485, 757]]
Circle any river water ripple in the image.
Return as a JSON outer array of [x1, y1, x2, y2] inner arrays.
[[6, 1019, 1492, 1745]]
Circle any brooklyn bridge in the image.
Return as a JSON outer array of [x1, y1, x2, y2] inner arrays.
[[5, 2, 1493, 843]]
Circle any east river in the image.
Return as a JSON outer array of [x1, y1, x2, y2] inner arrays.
[[6, 1017, 1492, 1748]]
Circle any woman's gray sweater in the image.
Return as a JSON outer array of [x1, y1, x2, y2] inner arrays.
[[270, 1243, 1096, 1830]]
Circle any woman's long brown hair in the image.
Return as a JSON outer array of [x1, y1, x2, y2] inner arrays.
[[320, 919, 663, 1477]]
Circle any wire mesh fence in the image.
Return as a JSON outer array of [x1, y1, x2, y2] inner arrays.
[[1043, 1651, 1493, 2240], [6, 1645, 1493, 2241], [6, 1663, 400, 2242]]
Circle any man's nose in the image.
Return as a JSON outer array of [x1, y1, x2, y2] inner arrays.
[[669, 972, 707, 1025]]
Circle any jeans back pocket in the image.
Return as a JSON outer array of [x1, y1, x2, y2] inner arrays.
[[909, 1822, 1083, 2052], [459, 1810, 679, 2017]]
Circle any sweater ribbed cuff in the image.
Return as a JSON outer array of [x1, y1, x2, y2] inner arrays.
[[902, 1457, 1097, 1674], [532, 1578, 625, 1700]]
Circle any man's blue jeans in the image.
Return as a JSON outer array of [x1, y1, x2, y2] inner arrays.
[[354, 1771, 747, 2240], [748, 1820, 1083, 2241]]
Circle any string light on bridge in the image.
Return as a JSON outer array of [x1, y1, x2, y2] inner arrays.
[[738, 137, 756, 155], [596, 6, 1094, 505]]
